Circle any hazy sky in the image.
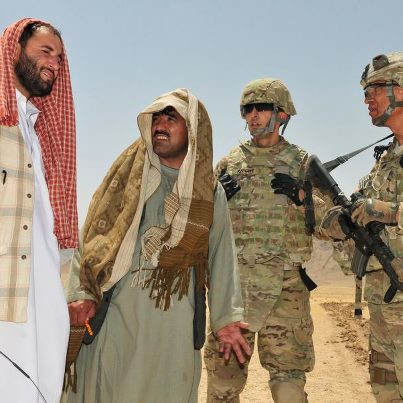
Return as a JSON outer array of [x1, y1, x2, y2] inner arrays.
[[2, 1, 402, 223]]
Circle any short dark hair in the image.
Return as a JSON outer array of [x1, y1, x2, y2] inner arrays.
[[152, 106, 177, 118], [19, 22, 62, 48]]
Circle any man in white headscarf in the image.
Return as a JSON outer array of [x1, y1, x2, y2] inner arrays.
[[62, 88, 250, 403]]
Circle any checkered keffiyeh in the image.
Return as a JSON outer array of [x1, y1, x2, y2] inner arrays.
[[0, 17, 78, 248]]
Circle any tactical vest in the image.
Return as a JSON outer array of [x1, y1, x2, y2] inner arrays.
[[225, 139, 312, 264], [363, 143, 403, 270]]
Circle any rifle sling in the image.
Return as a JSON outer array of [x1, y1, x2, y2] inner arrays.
[[323, 133, 394, 172]]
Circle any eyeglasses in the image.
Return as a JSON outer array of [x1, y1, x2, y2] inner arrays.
[[241, 103, 274, 116], [364, 83, 392, 100]]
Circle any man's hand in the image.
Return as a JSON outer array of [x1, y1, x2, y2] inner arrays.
[[352, 199, 399, 227], [218, 171, 241, 201], [68, 300, 97, 326], [216, 321, 251, 364], [271, 173, 304, 206], [320, 206, 352, 240]]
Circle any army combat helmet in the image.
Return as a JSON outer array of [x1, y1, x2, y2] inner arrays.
[[240, 78, 297, 136], [360, 52, 403, 126]]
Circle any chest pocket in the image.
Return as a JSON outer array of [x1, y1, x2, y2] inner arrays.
[[371, 163, 397, 201], [229, 159, 289, 253], [234, 162, 289, 208], [369, 159, 403, 255]]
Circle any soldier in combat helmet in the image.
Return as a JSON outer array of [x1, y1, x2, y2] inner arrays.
[[204, 78, 329, 403], [320, 52, 403, 402]]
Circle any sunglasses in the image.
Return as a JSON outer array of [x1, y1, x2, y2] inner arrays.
[[364, 82, 394, 100], [241, 103, 274, 116]]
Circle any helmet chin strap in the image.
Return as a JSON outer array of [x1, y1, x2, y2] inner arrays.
[[250, 107, 278, 138], [280, 116, 290, 135], [249, 107, 291, 138], [373, 83, 403, 127]]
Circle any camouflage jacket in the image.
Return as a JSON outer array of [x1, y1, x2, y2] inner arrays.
[[362, 140, 403, 303], [216, 138, 327, 265]]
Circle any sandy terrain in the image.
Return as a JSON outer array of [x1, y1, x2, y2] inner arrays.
[[198, 240, 376, 402]]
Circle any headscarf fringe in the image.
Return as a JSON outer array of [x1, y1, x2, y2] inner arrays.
[[145, 253, 209, 311]]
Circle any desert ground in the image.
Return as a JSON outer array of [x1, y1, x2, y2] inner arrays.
[[198, 239, 376, 402]]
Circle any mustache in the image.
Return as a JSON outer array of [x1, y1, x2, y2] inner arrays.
[[41, 67, 55, 79], [153, 130, 169, 137]]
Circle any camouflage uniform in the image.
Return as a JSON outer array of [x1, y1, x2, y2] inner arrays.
[[359, 141, 403, 402], [353, 52, 403, 402], [318, 53, 403, 402], [205, 138, 320, 403]]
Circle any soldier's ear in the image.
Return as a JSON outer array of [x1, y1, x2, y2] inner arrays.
[[278, 111, 288, 121]]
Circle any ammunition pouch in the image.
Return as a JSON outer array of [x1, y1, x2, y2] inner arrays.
[[370, 367, 398, 385], [369, 350, 398, 384]]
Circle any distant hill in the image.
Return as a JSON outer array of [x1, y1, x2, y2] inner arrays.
[[306, 238, 353, 286]]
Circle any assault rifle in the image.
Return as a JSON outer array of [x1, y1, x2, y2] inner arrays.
[[304, 155, 402, 303]]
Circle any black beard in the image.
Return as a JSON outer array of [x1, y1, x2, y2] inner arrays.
[[15, 51, 55, 97]]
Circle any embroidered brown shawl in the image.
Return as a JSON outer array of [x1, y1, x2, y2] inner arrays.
[[79, 89, 214, 309]]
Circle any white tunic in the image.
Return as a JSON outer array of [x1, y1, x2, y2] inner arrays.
[[0, 91, 69, 403]]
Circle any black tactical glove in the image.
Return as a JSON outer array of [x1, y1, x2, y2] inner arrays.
[[218, 172, 241, 201], [320, 206, 353, 240], [271, 173, 303, 206], [338, 212, 354, 237]]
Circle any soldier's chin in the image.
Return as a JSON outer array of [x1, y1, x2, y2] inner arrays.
[[372, 115, 388, 127], [250, 127, 271, 137]]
